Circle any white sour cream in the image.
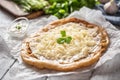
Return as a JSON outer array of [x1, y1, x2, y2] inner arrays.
[[8, 17, 29, 38]]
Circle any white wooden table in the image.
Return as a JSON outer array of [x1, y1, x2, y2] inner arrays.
[[0, 7, 48, 80], [0, 6, 14, 80], [1, 6, 120, 80], [0, 6, 53, 80]]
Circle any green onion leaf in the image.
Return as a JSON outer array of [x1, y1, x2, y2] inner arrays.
[[57, 37, 66, 44], [57, 30, 72, 44], [59, 9, 65, 14], [16, 24, 21, 30], [65, 36, 72, 44], [60, 30, 66, 37]]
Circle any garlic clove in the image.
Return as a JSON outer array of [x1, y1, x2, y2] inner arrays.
[[98, 0, 110, 4], [104, 0, 119, 14]]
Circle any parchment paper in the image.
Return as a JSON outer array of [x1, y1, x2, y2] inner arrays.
[[0, 7, 120, 80]]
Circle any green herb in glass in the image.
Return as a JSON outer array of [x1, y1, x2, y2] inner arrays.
[[16, 24, 21, 30]]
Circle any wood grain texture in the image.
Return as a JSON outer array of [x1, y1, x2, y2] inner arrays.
[[0, 36, 16, 80], [0, 57, 15, 80], [0, 0, 44, 19]]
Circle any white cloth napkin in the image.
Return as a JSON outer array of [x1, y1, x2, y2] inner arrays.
[[0, 7, 120, 80]]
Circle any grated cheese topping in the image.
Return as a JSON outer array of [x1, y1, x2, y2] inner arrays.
[[29, 22, 100, 63]]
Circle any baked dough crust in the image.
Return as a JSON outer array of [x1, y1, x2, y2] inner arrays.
[[21, 18, 109, 71]]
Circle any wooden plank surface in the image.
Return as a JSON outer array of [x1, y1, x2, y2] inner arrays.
[[0, 35, 16, 80], [0, 7, 16, 80], [0, 58, 15, 80], [0, 7, 47, 80], [0, 33, 16, 80], [0, 0, 44, 19], [1, 61, 48, 80]]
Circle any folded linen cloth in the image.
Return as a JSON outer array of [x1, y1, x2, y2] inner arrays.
[[95, 0, 120, 26]]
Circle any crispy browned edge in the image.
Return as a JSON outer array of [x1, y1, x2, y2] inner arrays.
[[21, 17, 110, 71]]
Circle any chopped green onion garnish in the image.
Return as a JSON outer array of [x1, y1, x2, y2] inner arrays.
[[57, 37, 66, 44], [65, 36, 72, 44], [57, 30, 72, 44], [60, 30, 66, 37], [16, 24, 21, 30], [59, 9, 65, 14]]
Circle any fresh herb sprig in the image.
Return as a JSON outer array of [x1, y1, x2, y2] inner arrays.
[[12, 0, 99, 19], [45, 0, 98, 18], [57, 30, 72, 44], [15, 24, 21, 30]]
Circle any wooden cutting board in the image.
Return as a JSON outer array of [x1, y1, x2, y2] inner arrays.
[[0, 0, 44, 19]]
